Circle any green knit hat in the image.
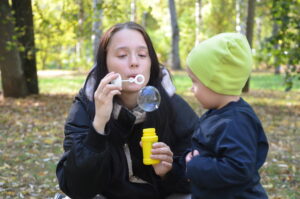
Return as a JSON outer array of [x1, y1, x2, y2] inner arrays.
[[187, 33, 253, 96]]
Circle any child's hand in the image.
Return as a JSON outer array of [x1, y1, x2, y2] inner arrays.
[[185, 150, 200, 163]]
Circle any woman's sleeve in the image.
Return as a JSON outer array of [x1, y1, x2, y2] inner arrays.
[[162, 94, 199, 194], [56, 94, 112, 198]]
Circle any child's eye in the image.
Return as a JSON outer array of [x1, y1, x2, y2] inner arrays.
[[138, 54, 147, 58]]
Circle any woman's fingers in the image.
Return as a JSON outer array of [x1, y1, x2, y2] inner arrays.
[[152, 143, 173, 156], [94, 72, 122, 101], [151, 154, 173, 163], [151, 142, 174, 177], [93, 72, 122, 128], [95, 73, 121, 94], [151, 142, 173, 163]]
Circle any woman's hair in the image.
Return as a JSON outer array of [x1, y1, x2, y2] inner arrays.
[[93, 22, 174, 146]]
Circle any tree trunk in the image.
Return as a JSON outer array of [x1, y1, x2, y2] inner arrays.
[[195, 0, 202, 45], [130, 0, 136, 22], [235, 0, 241, 33], [12, 0, 39, 94], [0, 0, 28, 97], [272, 22, 281, 74], [255, 14, 262, 48], [142, 11, 148, 28], [168, 0, 181, 70], [76, 0, 84, 64], [92, 0, 103, 62], [243, 0, 256, 93]]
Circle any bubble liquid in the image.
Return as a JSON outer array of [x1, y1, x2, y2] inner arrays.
[[141, 128, 160, 165]]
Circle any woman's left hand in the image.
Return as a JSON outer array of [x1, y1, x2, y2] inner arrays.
[[151, 142, 173, 178]]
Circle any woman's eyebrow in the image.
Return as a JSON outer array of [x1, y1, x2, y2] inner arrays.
[[115, 46, 148, 50]]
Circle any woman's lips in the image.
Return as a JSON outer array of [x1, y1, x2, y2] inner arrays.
[[128, 74, 137, 78]]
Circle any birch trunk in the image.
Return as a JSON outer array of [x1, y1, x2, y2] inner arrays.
[[195, 0, 202, 45], [168, 0, 181, 70], [130, 0, 136, 22], [92, 0, 103, 61]]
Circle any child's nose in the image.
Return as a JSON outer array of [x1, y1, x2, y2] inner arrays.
[[190, 86, 194, 92]]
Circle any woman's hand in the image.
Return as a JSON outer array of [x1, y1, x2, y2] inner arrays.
[[93, 72, 121, 133], [150, 142, 174, 178]]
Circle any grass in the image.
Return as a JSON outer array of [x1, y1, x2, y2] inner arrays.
[[172, 71, 300, 94], [0, 70, 299, 95], [0, 69, 299, 198]]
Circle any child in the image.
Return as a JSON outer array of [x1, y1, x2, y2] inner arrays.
[[185, 33, 269, 199]]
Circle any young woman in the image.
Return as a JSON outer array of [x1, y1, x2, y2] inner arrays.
[[56, 22, 198, 199]]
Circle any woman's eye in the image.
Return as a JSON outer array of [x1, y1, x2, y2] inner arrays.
[[117, 54, 126, 58], [138, 54, 147, 58]]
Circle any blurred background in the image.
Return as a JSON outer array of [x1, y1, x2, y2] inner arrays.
[[0, 0, 299, 198]]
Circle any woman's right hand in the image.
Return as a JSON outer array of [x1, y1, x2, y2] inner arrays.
[[93, 72, 122, 133]]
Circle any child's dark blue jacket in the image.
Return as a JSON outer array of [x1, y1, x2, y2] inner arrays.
[[186, 98, 269, 199]]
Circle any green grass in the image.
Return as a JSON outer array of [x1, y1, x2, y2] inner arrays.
[[0, 70, 299, 95], [172, 71, 300, 94], [39, 76, 86, 94], [250, 72, 300, 91]]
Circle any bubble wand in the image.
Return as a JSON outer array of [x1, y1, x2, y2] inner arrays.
[[111, 74, 145, 87]]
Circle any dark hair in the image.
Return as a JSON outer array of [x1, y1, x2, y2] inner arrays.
[[93, 22, 174, 146]]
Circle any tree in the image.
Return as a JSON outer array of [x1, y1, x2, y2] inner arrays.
[[92, 0, 103, 61], [76, 0, 84, 63], [266, 0, 300, 91], [130, 0, 136, 22], [195, 0, 202, 45], [168, 0, 181, 70], [235, 0, 246, 34], [12, 0, 39, 94], [0, 0, 28, 97], [243, 0, 256, 93]]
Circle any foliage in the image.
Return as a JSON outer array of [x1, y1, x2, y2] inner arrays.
[[33, 0, 93, 70], [261, 0, 300, 90], [23, 0, 300, 88], [0, 71, 299, 198]]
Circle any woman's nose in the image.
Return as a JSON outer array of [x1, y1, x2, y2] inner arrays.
[[130, 55, 138, 67]]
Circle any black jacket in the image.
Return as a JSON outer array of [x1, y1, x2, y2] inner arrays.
[[56, 70, 198, 199]]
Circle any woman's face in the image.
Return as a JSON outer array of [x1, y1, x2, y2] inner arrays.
[[106, 29, 151, 93]]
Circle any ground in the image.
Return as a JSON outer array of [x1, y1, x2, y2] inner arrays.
[[0, 83, 299, 198]]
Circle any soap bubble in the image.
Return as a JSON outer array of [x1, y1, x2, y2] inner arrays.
[[137, 86, 161, 112]]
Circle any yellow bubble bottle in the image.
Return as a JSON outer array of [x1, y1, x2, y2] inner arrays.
[[141, 128, 160, 165]]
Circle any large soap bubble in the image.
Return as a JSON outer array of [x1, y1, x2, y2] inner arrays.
[[137, 86, 161, 112]]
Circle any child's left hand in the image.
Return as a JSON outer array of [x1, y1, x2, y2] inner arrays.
[[185, 150, 200, 163]]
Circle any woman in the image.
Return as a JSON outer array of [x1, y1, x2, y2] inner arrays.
[[56, 22, 198, 199]]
